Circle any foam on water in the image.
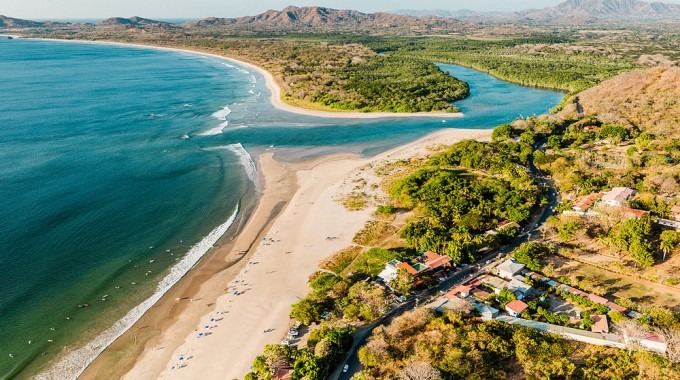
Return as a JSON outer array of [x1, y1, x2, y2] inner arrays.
[[249, 75, 256, 84], [197, 121, 229, 136], [212, 105, 231, 121], [36, 205, 240, 380], [204, 143, 259, 189]]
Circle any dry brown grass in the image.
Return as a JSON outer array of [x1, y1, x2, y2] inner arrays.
[[320, 246, 363, 275], [352, 220, 401, 248], [569, 67, 680, 135]]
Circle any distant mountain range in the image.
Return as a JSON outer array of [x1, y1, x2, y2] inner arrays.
[[183, 5, 466, 32], [1, 0, 678, 33], [99, 16, 173, 28], [397, 0, 680, 22]]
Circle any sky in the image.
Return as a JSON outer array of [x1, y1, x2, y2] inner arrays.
[[3, 0, 677, 20]]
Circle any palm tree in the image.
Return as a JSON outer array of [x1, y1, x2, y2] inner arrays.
[[660, 230, 678, 261]]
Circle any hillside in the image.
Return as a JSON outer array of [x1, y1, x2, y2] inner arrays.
[[521, 0, 680, 21], [99, 16, 174, 28], [563, 67, 680, 135], [395, 0, 680, 23], [184, 6, 467, 33], [0, 15, 45, 28]]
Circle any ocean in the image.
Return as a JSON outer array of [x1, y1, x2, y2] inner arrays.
[[0, 38, 563, 378]]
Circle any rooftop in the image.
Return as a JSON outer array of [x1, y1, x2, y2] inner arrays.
[[446, 285, 472, 298], [423, 251, 452, 270], [506, 300, 529, 314], [497, 259, 526, 276], [602, 187, 634, 205], [572, 192, 603, 211], [591, 315, 609, 333], [397, 262, 420, 276]]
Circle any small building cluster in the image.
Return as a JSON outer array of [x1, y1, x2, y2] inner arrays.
[[377, 251, 452, 285], [565, 187, 653, 221]]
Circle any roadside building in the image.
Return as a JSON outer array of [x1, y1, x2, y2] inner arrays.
[[446, 285, 472, 298], [508, 279, 532, 299], [397, 262, 421, 276], [505, 300, 529, 317], [377, 260, 401, 283], [601, 187, 635, 207], [497, 259, 526, 280], [480, 275, 509, 294], [473, 302, 499, 321], [572, 193, 603, 212], [591, 315, 609, 333], [471, 288, 491, 300], [423, 251, 452, 271], [426, 296, 473, 314]]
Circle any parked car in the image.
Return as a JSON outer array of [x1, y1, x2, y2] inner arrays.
[[281, 340, 290, 345]]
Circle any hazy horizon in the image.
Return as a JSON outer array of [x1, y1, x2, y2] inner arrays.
[[4, 0, 680, 20]]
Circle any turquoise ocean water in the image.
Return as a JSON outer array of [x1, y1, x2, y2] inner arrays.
[[0, 38, 562, 378]]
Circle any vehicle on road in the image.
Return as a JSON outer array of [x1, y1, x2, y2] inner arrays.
[[343, 364, 349, 373]]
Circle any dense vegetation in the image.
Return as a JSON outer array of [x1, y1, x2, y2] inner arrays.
[[332, 35, 640, 93], [391, 139, 539, 264], [246, 325, 355, 380], [355, 308, 680, 379]]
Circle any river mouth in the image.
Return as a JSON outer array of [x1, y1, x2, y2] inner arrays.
[[0, 38, 563, 379]]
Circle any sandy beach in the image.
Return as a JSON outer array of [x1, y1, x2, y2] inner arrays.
[[16, 38, 476, 379], [78, 127, 491, 380]]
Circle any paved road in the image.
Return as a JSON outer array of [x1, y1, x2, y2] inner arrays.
[[329, 148, 560, 379]]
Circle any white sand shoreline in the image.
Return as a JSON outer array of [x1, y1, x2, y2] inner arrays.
[[121, 127, 492, 380], [22, 37, 464, 120]]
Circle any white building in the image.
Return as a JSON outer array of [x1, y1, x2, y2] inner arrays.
[[601, 187, 635, 207], [497, 259, 526, 280], [508, 279, 532, 299], [473, 302, 499, 321], [377, 259, 401, 283]]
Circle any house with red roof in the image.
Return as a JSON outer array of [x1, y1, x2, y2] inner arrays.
[[591, 315, 609, 333], [423, 251, 452, 271], [505, 300, 529, 317], [397, 262, 420, 276], [572, 193, 603, 212], [446, 285, 472, 298]]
